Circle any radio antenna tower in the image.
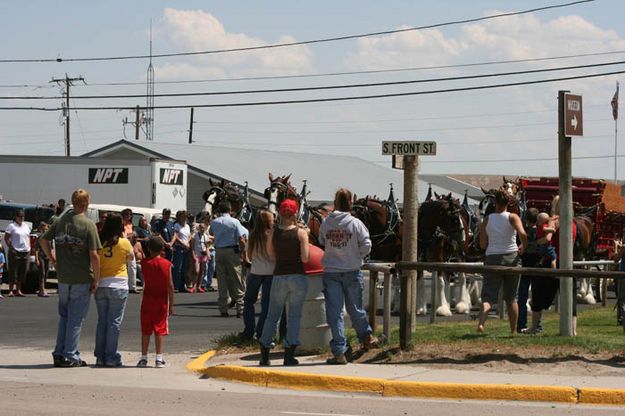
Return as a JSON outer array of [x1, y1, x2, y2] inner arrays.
[[145, 20, 155, 141]]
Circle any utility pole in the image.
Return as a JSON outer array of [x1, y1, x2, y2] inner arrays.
[[50, 74, 85, 156], [135, 105, 141, 140], [122, 106, 143, 141], [188, 107, 194, 144]]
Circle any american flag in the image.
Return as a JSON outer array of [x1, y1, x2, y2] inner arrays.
[[612, 82, 619, 121]]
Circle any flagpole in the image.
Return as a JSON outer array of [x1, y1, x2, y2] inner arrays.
[[615, 81, 620, 182]]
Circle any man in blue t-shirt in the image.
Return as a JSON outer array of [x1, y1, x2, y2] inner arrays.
[[152, 208, 175, 261]]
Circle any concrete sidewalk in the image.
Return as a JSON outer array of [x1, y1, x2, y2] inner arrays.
[[188, 350, 625, 406]]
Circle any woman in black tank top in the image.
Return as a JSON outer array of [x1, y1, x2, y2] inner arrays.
[[258, 199, 309, 367]]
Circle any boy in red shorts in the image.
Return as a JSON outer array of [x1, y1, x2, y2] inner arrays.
[[137, 236, 174, 368]]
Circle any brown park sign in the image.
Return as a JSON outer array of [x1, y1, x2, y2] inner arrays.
[[564, 94, 583, 137]]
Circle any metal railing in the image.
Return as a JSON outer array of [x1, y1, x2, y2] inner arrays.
[[363, 260, 625, 349]]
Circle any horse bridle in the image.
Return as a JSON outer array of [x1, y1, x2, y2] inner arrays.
[[264, 180, 297, 210]]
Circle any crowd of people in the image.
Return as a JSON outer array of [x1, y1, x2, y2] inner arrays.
[[3, 186, 379, 368], [6, 185, 610, 368], [477, 190, 587, 336]]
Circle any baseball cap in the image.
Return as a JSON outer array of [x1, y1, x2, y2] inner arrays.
[[162, 208, 171, 215], [279, 199, 299, 216]]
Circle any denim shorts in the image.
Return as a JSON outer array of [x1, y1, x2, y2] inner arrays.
[[481, 252, 522, 304]]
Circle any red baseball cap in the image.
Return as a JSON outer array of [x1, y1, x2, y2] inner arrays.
[[279, 199, 299, 216]]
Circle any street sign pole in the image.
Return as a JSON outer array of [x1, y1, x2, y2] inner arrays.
[[558, 90, 574, 337], [382, 140, 436, 350], [399, 155, 418, 350]]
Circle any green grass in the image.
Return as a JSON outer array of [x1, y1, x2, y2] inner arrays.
[[347, 307, 625, 354], [216, 307, 625, 356]]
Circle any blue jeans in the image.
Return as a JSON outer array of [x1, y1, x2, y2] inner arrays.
[[53, 283, 92, 363], [172, 246, 190, 291], [323, 270, 372, 357], [95, 287, 129, 365], [242, 274, 273, 338], [260, 274, 308, 348], [203, 248, 216, 288]]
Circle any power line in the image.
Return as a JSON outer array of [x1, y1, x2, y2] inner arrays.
[[178, 134, 613, 147], [191, 117, 612, 135], [375, 154, 625, 164], [3, 48, 625, 90], [77, 49, 625, 86], [1, 68, 623, 111], [0, 1, 594, 64], [6, 59, 625, 101]]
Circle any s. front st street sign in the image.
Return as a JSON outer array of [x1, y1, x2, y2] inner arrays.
[[381, 141, 437, 156]]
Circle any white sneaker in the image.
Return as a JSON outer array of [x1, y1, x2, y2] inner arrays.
[[155, 359, 166, 368]]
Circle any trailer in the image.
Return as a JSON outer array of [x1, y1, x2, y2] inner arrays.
[[0, 155, 188, 212], [520, 177, 625, 258]]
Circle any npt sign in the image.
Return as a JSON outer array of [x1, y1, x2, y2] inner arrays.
[[160, 168, 184, 185], [89, 168, 129, 184]]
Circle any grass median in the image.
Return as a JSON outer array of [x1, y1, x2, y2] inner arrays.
[[214, 306, 625, 358]]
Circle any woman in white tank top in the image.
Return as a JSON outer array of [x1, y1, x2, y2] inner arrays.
[[477, 190, 527, 334]]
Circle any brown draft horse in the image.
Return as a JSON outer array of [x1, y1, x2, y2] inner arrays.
[[202, 178, 255, 227], [352, 190, 402, 262], [419, 194, 467, 263], [264, 173, 327, 246]]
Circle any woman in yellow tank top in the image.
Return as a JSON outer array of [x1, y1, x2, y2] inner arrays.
[[95, 213, 135, 367]]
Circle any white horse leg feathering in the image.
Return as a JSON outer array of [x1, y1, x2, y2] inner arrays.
[[435, 272, 452, 316], [454, 272, 472, 314], [416, 270, 427, 315]]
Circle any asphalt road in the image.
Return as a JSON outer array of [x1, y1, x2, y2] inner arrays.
[[2, 380, 620, 416], [0, 290, 243, 355]]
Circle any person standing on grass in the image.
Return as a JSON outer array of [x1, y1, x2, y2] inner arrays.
[[613, 239, 625, 331], [517, 208, 541, 333], [4, 209, 32, 297], [320, 188, 377, 365], [477, 189, 527, 334], [95, 213, 134, 367], [137, 236, 174, 368], [259, 199, 309, 367], [40, 188, 102, 367]]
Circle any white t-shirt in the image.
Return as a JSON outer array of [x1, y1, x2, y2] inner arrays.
[[5, 222, 32, 253], [174, 223, 191, 246], [193, 231, 209, 257]]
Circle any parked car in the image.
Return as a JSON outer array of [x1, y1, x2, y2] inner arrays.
[[62, 203, 163, 227]]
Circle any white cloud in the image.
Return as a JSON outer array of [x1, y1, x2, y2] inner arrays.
[[345, 13, 625, 67], [155, 8, 315, 79]]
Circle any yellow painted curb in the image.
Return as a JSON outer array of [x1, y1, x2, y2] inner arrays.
[[579, 388, 625, 406], [186, 350, 217, 373], [384, 380, 577, 403], [187, 354, 623, 406], [266, 370, 385, 394]]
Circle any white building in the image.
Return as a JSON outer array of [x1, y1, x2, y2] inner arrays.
[[83, 139, 483, 215]]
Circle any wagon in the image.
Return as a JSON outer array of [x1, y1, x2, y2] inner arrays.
[[520, 177, 625, 259]]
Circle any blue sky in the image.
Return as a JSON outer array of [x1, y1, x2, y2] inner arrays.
[[1, 0, 624, 180]]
